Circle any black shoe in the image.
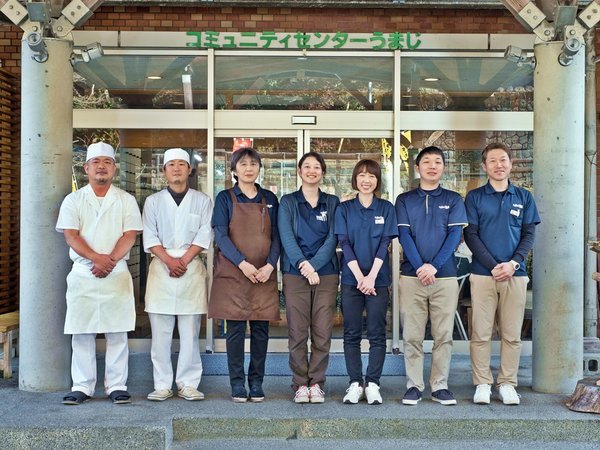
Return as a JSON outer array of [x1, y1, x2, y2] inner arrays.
[[231, 386, 248, 403], [432, 389, 457, 405], [402, 387, 422, 405], [249, 385, 265, 403]]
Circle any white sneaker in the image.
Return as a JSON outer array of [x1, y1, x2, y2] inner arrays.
[[473, 384, 492, 404], [147, 389, 173, 401], [294, 385, 310, 403], [177, 386, 205, 401], [343, 382, 364, 404], [498, 384, 521, 405], [309, 384, 325, 403], [364, 382, 382, 405]]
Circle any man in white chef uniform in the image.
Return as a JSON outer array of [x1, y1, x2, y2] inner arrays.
[[57, 142, 143, 405], [143, 148, 213, 401]]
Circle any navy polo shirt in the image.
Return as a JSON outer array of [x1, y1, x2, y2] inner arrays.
[[334, 196, 397, 287], [465, 181, 540, 276], [395, 186, 467, 278], [212, 183, 280, 267]]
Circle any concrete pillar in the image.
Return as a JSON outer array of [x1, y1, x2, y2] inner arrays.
[[19, 38, 73, 391], [584, 30, 598, 341], [532, 41, 584, 393]]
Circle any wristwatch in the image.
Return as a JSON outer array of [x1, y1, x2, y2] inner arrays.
[[509, 260, 520, 271]]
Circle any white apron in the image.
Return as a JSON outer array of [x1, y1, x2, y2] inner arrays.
[[57, 184, 142, 335], [65, 261, 136, 334], [144, 249, 208, 315]]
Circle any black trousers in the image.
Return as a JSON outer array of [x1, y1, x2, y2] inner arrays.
[[225, 319, 269, 389], [341, 284, 389, 386]]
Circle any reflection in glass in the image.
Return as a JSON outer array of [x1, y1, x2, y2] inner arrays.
[[73, 56, 208, 109], [216, 56, 393, 111], [401, 57, 534, 111], [214, 137, 298, 198], [400, 130, 533, 196]]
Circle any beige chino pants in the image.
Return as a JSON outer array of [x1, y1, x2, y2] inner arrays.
[[399, 276, 459, 392], [469, 274, 528, 387]]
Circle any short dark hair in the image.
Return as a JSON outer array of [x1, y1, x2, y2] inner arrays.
[[230, 147, 262, 181], [298, 151, 326, 173], [415, 146, 446, 166], [482, 142, 512, 163], [351, 159, 381, 192]]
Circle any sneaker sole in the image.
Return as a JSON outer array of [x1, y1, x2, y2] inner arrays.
[[368, 399, 382, 405], [432, 397, 457, 405], [249, 397, 264, 403], [178, 394, 204, 401], [402, 398, 421, 405], [499, 397, 520, 405], [343, 398, 361, 404], [294, 398, 310, 404], [147, 394, 173, 402], [232, 397, 248, 403], [310, 398, 325, 404]]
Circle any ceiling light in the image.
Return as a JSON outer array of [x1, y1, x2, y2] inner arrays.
[[423, 77, 439, 82], [147, 76, 162, 80]]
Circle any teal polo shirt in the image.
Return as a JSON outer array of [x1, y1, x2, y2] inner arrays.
[[465, 181, 540, 276]]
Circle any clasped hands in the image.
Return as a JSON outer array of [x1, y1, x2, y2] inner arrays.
[[299, 261, 320, 286], [91, 254, 116, 278], [239, 260, 274, 284]]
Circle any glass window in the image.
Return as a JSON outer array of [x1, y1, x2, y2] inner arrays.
[[214, 137, 298, 198], [215, 56, 394, 111], [73, 55, 208, 109], [401, 57, 533, 112], [400, 130, 533, 196]]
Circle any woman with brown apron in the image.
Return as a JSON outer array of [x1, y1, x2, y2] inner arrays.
[[209, 147, 280, 403]]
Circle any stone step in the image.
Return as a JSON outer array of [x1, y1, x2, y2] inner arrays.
[[171, 438, 600, 450], [171, 417, 600, 443]]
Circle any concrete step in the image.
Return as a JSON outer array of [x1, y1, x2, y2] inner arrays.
[[3, 355, 596, 450], [171, 438, 600, 450], [171, 416, 600, 444]]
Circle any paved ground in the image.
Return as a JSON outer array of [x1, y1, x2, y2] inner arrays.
[[1, 353, 599, 449]]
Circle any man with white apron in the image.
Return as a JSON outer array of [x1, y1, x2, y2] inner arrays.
[[56, 142, 143, 405], [142, 148, 213, 402]]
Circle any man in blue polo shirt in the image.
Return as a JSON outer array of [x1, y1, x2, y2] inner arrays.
[[395, 146, 467, 406], [464, 142, 540, 406]]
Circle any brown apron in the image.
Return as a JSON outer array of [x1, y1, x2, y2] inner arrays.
[[208, 189, 280, 321]]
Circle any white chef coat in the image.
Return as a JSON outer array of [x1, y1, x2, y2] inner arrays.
[[56, 184, 143, 334], [142, 188, 213, 315]]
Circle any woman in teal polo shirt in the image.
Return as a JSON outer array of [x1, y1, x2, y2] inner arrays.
[[334, 159, 397, 405], [278, 151, 340, 404]]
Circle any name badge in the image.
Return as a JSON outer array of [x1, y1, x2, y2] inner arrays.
[[374, 216, 385, 225], [510, 209, 520, 217]]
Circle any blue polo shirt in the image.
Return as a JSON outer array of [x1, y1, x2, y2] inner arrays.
[[465, 181, 540, 276], [279, 189, 338, 276], [212, 183, 280, 267], [334, 196, 397, 287], [395, 186, 467, 278]]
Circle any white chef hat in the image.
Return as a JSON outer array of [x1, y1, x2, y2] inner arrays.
[[86, 142, 115, 162], [163, 148, 190, 167]]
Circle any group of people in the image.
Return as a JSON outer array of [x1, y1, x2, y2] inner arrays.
[[56, 140, 539, 408]]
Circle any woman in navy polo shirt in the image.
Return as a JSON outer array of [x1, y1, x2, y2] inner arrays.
[[208, 147, 280, 403], [334, 159, 397, 405], [278, 151, 340, 404]]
